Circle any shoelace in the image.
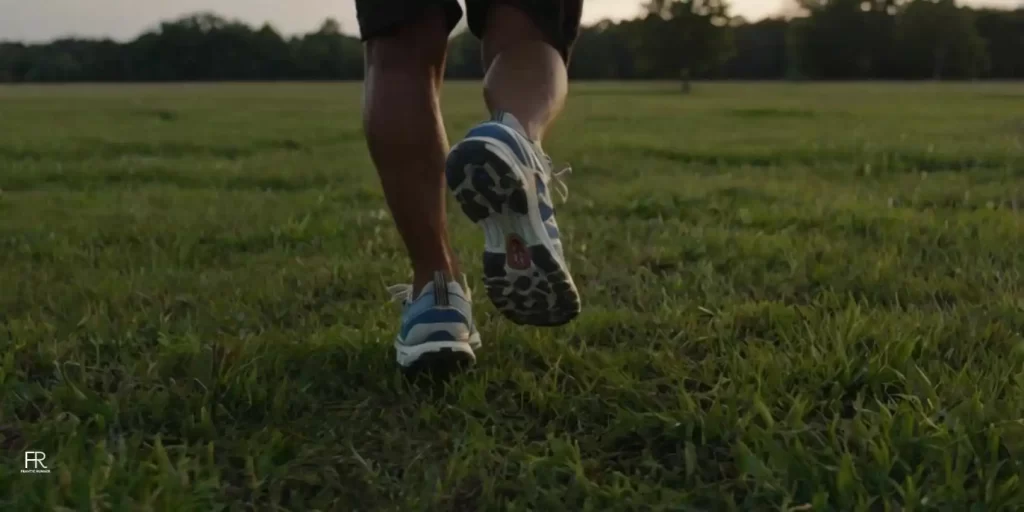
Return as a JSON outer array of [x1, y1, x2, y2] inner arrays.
[[387, 283, 414, 304], [543, 155, 573, 203], [386, 278, 472, 305]]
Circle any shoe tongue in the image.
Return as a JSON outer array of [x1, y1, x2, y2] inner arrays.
[[491, 111, 548, 157], [491, 111, 529, 139]]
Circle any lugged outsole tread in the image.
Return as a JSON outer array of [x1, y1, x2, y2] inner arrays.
[[446, 138, 581, 327]]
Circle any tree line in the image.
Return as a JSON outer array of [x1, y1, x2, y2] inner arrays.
[[1, 0, 1021, 83]]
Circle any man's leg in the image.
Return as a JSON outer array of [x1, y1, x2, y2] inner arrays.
[[362, 4, 458, 292], [359, 2, 482, 370], [444, 0, 584, 327], [480, 2, 574, 141]]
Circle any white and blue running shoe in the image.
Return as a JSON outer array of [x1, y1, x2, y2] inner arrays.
[[445, 111, 581, 327], [389, 272, 482, 370]]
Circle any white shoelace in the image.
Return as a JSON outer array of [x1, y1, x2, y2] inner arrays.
[[544, 155, 573, 203], [387, 277, 472, 305], [387, 284, 414, 304]]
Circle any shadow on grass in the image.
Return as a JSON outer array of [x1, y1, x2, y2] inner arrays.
[[1, 166, 339, 192], [573, 87, 685, 97], [725, 107, 819, 119], [130, 108, 179, 122], [619, 144, 1019, 172], [0, 138, 306, 163]]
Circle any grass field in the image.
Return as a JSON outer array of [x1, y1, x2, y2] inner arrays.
[[1, 81, 1023, 510]]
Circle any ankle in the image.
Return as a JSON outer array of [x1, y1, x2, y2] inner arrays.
[[412, 266, 460, 294], [491, 110, 545, 142]]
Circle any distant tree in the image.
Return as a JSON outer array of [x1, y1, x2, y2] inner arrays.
[[290, 18, 364, 79], [0, 4, 1022, 82], [636, 0, 735, 78], [789, 0, 903, 79], [895, 0, 988, 79], [251, 24, 293, 78], [569, 20, 637, 80], [974, 8, 1024, 79], [723, 18, 789, 79], [445, 30, 483, 79], [0, 44, 16, 82]]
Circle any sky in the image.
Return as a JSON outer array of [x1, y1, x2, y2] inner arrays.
[[0, 0, 1020, 43]]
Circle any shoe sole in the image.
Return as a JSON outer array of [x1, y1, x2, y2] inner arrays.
[[446, 137, 581, 327], [395, 333, 481, 370]]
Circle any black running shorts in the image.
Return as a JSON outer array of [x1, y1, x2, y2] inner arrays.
[[355, 0, 584, 62]]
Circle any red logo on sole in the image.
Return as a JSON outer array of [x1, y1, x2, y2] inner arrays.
[[506, 235, 532, 270]]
